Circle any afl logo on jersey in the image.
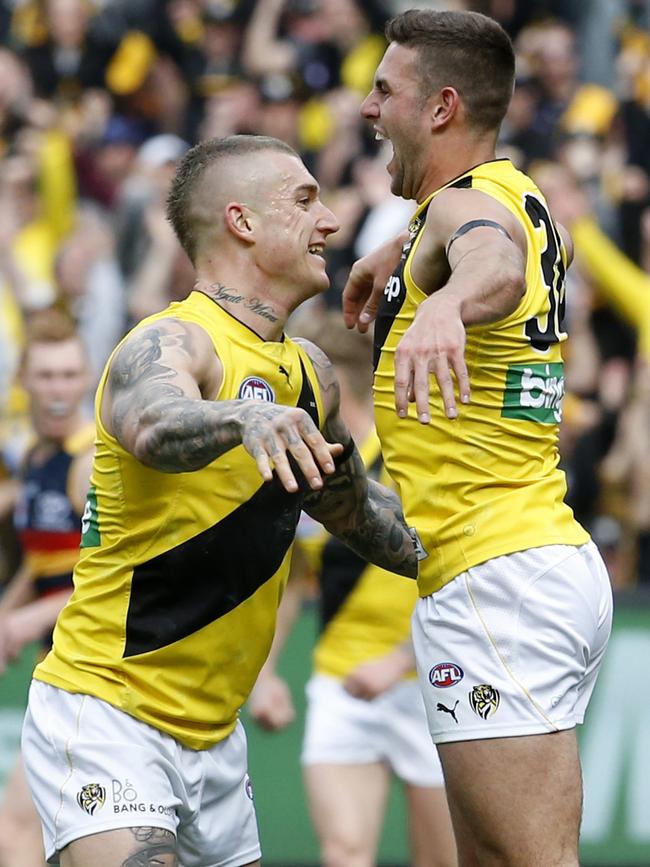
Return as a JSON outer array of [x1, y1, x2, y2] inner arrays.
[[429, 662, 464, 688], [238, 376, 275, 402]]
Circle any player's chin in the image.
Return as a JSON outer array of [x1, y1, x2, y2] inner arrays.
[[309, 267, 330, 294]]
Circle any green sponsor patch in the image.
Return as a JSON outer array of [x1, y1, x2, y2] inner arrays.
[[80, 486, 101, 547], [501, 362, 564, 423]]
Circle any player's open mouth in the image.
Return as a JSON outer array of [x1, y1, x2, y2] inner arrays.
[[47, 401, 71, 418], [308, 244, 325, 256]]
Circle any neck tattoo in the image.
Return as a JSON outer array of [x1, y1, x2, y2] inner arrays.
[[198, 282, 279, 323]]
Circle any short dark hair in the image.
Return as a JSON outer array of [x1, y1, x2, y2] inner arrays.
[[166, 135, 300, 264], [386, 9, 515, 133]]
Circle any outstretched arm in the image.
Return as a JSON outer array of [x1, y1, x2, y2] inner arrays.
[[396, 187, 527, 422], [295, 339, 417, 578], [102, 318, 342, 492]]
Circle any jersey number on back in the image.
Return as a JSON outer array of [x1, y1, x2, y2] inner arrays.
[[524, 194, 567, 351]]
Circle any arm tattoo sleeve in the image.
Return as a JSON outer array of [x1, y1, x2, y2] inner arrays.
[[109, 323, 303, 473], [303, 446, 417, 578], [122, 827, 177, 866], [296, 338, 417, 578]]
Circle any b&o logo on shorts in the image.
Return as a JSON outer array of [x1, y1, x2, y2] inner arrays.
[[469, 684, 500, 719], [238, 377, 275, 402], [429, 662, 464, 688], [245, 774, 254, 801], [77, 783, 106, 815]]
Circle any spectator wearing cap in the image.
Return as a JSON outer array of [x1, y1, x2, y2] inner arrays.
[[74, 113, 147, 209], [256, 72, 302, 150]]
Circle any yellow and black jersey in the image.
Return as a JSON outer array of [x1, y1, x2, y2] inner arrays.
[[35, 291, 325, 750], [373, 159, 589, 597], [299, 430, 417, 680]]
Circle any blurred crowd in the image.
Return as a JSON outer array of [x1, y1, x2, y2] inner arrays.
[[0, 0, 649, 589]]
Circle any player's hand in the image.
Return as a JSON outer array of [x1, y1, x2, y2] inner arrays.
[[395, 292, 470, 422], [2, 608, 41, 661], [248, 672, 296, 732], [344, 653, 412, 701], [239, 403, 343, 493], [342, 234, 406, 333]]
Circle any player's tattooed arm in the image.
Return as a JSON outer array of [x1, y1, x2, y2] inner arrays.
[[297, 339, 417, 578], [104, 319, 340, 489], [303, 438, 417, 578], [122, 827, 177, 866]]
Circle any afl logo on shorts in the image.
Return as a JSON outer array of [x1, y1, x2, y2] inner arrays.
[[429, 662, 464, 688], [76, 783, 106, 815], [238, 377, 275, 402]]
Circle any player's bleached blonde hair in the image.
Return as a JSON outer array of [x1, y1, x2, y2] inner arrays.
[[166, 134, 300, 264]]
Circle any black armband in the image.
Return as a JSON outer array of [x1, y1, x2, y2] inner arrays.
[[445, 219, 513, 259], [334, 436, 356, 466]]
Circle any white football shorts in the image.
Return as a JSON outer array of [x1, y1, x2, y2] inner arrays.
[[412, 542, 613, 744], [301, 673, 445, 788], [21, 681, 261, 866]]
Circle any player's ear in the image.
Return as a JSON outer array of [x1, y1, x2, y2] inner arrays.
[[431, 86, 460, 130], [225, 203, 254, 243]]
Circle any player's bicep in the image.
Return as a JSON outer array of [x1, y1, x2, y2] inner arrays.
[[102, 320, 205, 449], [291, 337, 340, 419], [442, 190, 525, 258]]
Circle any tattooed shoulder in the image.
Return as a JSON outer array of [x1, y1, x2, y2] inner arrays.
[[292, 337, 340, 414], [109, 320, 196, 393]]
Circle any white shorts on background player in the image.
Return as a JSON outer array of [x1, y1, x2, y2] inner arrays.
[[412, 541, 613, 744], [301, 673, 444, 788], [21, 680, 260, 867]]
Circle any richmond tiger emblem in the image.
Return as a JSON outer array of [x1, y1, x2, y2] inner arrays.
[[77, 783, 106, 815], [469, 684, 500, 720]]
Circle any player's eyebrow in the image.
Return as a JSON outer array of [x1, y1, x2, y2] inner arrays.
[[294, 181, 319, 198]]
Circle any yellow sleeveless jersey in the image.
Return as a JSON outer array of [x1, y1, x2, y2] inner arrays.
[[300, 430, 418, 679], [35, 291, 325, 749], [373, 159, 589, 597]]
